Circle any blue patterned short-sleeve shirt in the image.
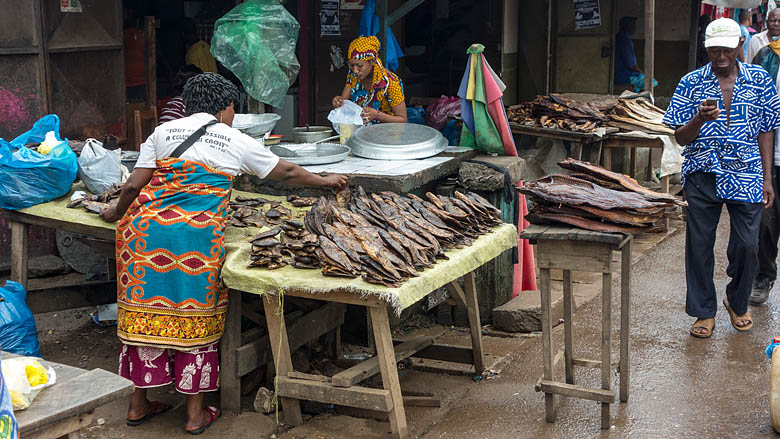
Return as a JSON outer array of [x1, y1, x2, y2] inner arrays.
[[663, 61, 780, 203]]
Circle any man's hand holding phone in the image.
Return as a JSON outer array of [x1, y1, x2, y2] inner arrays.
[[697, 98, 720, 122]]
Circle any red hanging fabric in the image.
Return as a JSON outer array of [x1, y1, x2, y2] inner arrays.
[[513, 182, 537, 295]]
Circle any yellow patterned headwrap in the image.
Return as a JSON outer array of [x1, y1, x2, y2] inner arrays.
[[348, 36, 380, 60]]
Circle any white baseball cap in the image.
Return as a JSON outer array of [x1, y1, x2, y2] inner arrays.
[[704, 18, 741, 49]]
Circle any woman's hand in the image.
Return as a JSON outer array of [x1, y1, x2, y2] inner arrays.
[[99, 203, 122, 223], [361, 107, 380, 124], [322, 174, 349, 191], [332, 96, 345, 109]]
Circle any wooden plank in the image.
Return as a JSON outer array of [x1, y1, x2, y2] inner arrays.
[[241, 307, 266, 327], [369, 306, 409, 439], [535, 350, 565, 392], [539, 381, 615, 403], [536, 240, 613, 273], [573, 358, 602, 369], [220, 290, 242, 415], [3, 211, 115, 241], [10, 221, 29, 289], [508, 123, 607, 143], [279, 288, 386, 307], [402, 395, 440, 407], [263, 294, 303, 425], [620, 239, 632, 403], [688, 0, 700, 70], [276, 376, 392, 412], [603, 146, 612, 171], [16, 369, 131, 435], [22, 411, 93, 439], [144, 16, 156, 111], [540, 268, 555, 422], [644, 0, 655, 95], [563, 270, 574, 385], [331, 336, 433, 388], [237, 302, 345, 377], [412, 343, 474, 365], [241, 327, 265, 345], [463, 272, 485, 374], [445, 281, 467, 309], [601, 271, 613, 429], [288, 371, 331, 383], [519, 225, 623, 245]]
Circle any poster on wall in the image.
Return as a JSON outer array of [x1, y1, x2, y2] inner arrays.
[[341, 0, 365, 10], [573, 0, 601, 30], [60, 0, 82, 13], [321, 0, 341, 36]]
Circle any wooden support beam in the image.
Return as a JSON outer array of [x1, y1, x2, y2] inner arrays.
[[263, 294, 303, 425], [688, 0, 700, 70], [402, 395, 440, 407], [463, 272, 485, 374], [220, 290, 242, 414], [276, 376, 392, 412], [620, 240, 632, 403], [539, 381, 615, 403], [144, 16, 156, 109], [377, 0, 388, 64], [10, 221, 29, 290], [370, 306, 409, 438], [388, 0, 426, 25], [331, 336, 433, 388], [288, 371, 331, 383], [644, 0, 655, 94], [445, 281, 467, 309], [24, 411, 94, 439]]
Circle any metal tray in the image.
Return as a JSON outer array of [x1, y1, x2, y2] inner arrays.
[[347, 123, 448, 160], [270, 143, 350, 166]]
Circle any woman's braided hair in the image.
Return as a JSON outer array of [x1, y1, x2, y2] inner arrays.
[[182, 72, 239, 116]]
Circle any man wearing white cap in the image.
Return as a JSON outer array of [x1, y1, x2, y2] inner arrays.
[[664, 18, 780, 338]]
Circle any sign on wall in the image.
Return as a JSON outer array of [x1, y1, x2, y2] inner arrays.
[[321, 0, 341, 36], [573, 0, 601, 30], [60, 0, 82, 13]]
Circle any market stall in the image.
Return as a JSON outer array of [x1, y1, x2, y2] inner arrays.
[[4, 185, 517, 439]]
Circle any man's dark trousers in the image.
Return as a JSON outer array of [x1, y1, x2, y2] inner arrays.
[[757, 166, 780, 284], [685, 172, 763, 317]]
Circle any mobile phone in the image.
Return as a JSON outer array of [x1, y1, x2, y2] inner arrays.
[[704, 98, 717, 107]]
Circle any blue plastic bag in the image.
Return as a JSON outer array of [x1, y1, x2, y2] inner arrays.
[[407, 107, 426, 125], [0, 115, 78, 209], [0, 282, 41, 358], [0, 354, 18, 439], [359, 0, 404, 71]]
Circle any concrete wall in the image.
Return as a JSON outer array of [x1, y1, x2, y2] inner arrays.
[[516, 0, 549, 101]]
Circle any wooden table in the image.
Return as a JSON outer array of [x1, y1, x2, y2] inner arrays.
[[519, 225, 632, 430], [603, 134, 670, 193], [255, 273, 486, 439], [509, 123, 619, 164], [7, 353, 133, 439]]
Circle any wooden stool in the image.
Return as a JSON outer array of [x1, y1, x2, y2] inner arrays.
[[521, 226, 632, 429]]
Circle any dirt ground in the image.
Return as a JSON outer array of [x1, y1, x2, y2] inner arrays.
[[29, 209, 780, 438]]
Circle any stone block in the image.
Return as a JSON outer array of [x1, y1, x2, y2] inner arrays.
[[459, 156, 526, 191], [492, 289, 564, 333], [28, 254, 71, 279]]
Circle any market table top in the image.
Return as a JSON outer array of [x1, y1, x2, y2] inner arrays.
[[5, 185, 518, 315], [5, 352, 133, 437], [508, 123, 619, 142]]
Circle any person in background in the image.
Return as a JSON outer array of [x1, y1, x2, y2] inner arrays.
[[614, 16, 642, 92], [124, 9, 146, 103], [100, 73, 348, 434], [183, 18, 217, 73], [739, 10, 753, 62], [663, 18, 780, 338], [697, 15, 712, 68], [332, 36, 408, 124], [158, 64, 203, 125], [747, 8, 780, 62], [748, 33, 780, 304]]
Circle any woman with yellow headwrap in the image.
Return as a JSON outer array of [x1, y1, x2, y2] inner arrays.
[[332, 36, 407, 124]]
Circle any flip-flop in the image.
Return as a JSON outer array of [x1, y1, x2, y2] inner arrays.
[[690, 318, 715, 338], [186, 406, 221, 435], [723, 298, 753, 332], [126, 400, 172, 426]]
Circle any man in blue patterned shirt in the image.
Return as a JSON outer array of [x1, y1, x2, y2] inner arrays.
[[663, 18, 780, 338]]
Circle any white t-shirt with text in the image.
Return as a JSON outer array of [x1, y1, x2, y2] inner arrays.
[[135, 112, 280, 178]]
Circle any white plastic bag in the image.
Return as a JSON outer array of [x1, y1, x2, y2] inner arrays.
[[77, 139, 121, 194], [1, 357, 56, 411], [327, 100, 364, 139]]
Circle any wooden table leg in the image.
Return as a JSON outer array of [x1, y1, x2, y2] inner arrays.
[[571, 142, 583, 160], [620, 240, 632, 403], [629, 148, 636, 178], [591, 140, 603, 166], [563, 270, 574, 385], [601, 272, 613, 429], [10, 221, 29, 289], [463, 272, 485, 374], [263, 294, 303, 426], [369, 306, 409, 439], [540, 268, 555, 422], [220, 290, 242, 414], [603, 147, 612, 171], [661, 175, 671, 231]]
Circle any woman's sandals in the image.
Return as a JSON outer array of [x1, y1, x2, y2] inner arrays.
[[723, 298, 753, 332], [690, 318, 715, 338]]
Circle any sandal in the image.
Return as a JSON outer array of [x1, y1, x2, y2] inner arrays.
[[126, 400, 172, 426], [690, 318, 715, 338], [186, 406, 221, 435], [723, 298, 753, 332]]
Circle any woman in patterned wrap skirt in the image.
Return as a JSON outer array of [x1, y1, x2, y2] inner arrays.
[[100, 73, 348, 434]]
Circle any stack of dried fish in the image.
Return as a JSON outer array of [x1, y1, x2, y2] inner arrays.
[[66, 185, 122, 214], [607, 98, 674, 134], [245, 186, 503, 287], [286, 194, 319, 207], [507, 94, 608, 133], [520, 158, 684, 234], [228, 196, 296, 228]]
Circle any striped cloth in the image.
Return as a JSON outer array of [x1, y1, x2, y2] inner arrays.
[[158, 96, 186, 125]]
